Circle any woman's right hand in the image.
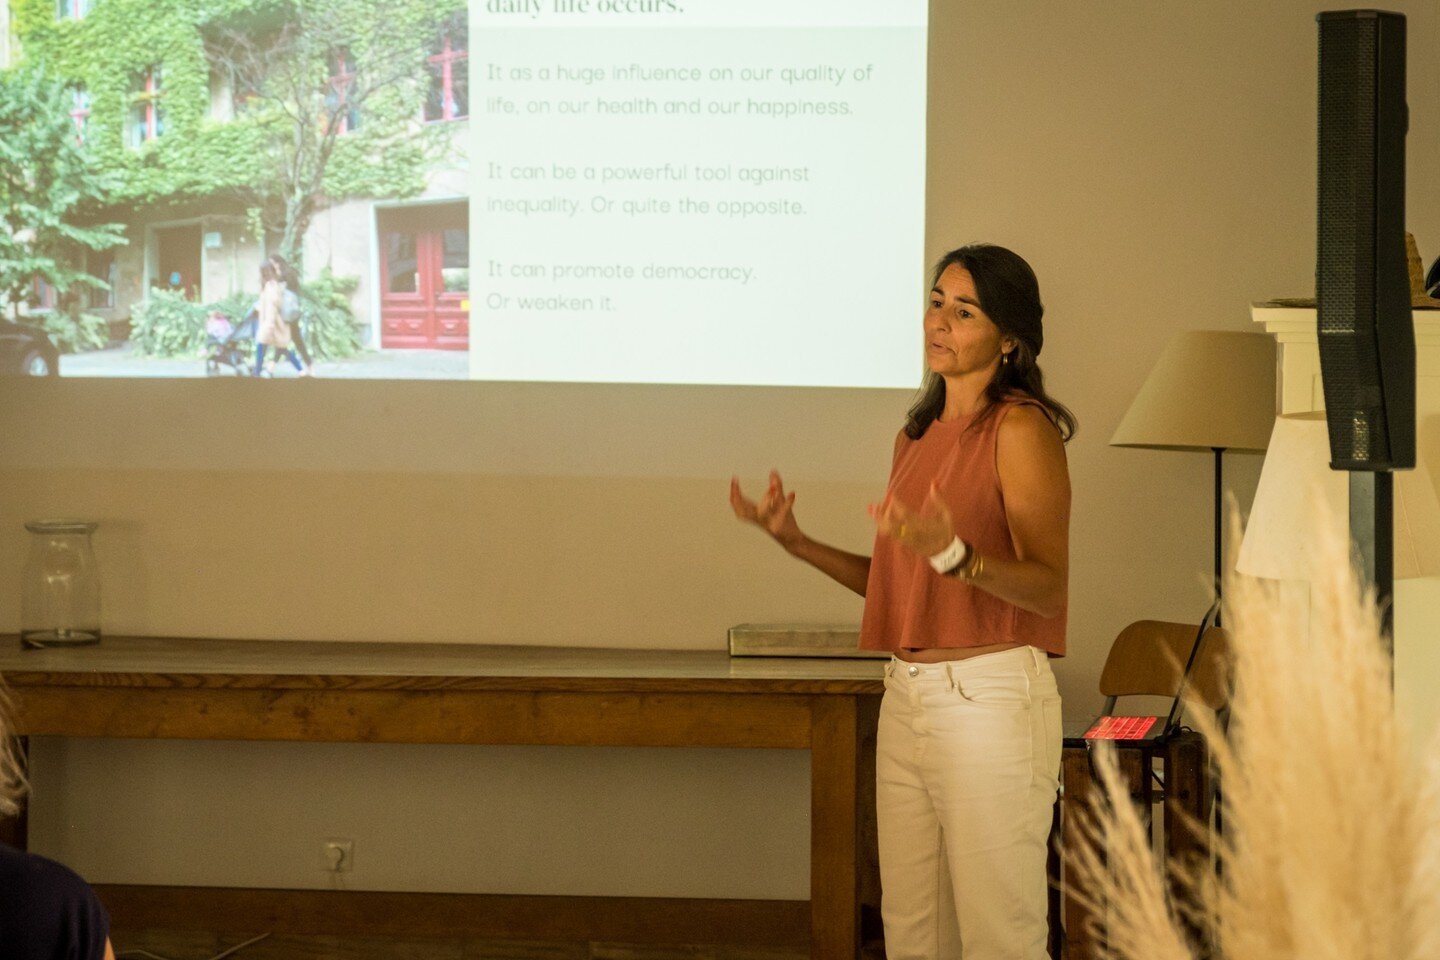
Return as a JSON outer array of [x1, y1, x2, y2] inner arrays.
[[730, 470, 804, 552]]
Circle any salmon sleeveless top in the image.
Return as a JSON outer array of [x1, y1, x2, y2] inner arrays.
[[858, 396, 1067, 656]]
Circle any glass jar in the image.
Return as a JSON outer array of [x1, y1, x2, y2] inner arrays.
[[21, 520, 101, 649]]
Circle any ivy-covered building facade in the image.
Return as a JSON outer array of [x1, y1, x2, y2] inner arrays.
[[4, 0, 470, 352]]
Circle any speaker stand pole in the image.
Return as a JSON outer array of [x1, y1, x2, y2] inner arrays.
[[1349, 471, 1395, 662]]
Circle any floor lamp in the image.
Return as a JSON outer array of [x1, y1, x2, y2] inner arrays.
[[1110, 331, 1277, 623]]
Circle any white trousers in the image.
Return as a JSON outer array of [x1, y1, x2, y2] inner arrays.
[[876, 645, 1063, 960]]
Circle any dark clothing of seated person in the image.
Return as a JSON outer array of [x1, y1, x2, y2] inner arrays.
[[0, 843, 110, 959]]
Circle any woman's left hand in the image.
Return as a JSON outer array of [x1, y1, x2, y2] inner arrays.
[[869, 483, 955, 558]]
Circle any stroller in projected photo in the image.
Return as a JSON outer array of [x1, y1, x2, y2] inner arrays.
[[204, 309, 255, 377]]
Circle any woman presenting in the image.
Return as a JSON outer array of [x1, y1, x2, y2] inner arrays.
[[731, 244, 1075, 960]]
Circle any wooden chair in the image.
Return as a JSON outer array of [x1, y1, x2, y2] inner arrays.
[[1099, 619, 1231, 718]]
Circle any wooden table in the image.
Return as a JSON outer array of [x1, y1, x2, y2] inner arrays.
[[0, 636, 885, 958], [1, 637, 1212, 958]]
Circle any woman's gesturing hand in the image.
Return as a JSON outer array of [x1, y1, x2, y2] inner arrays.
[[730, 470, 804, 551], [869, 483, 955, 558]]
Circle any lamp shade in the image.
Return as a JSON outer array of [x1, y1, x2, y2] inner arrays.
[[1236, 412, 1440, 582], [1111, 331, 1277, 452]]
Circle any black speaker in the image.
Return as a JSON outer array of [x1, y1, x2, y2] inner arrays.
[[1316, 9, 1414, 471]]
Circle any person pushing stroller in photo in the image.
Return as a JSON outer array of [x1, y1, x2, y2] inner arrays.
[[203, 308, 253, 376], [253, 259, 311, 377], [267, 254, 316, 376]]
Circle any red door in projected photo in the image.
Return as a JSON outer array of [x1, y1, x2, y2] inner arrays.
[[378, 203, 469, 349]]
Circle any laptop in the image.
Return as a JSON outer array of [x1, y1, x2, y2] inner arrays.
[[1068, 601, 1219, 748]]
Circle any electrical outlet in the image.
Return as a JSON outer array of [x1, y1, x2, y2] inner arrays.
[[322, 838, 354, 873]]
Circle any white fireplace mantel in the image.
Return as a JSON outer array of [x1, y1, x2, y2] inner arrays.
[[1252, 304, 1440, 740]]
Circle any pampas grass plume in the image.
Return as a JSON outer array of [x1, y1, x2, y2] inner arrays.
[[1075, 497, 1440, 960]]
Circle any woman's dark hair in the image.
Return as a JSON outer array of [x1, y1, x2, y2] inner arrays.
[[904, 243, 1077, 442], [259, 260, 279, 285], [268, 254, 300, 289]]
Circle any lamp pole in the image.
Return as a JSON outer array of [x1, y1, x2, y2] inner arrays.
[[1213, 447, 1224, 628]]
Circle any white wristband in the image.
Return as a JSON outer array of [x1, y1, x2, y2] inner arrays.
[[928, 536, 970, 575]]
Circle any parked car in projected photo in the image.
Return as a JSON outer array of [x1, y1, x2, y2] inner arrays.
[[0, 319, 60, 377]]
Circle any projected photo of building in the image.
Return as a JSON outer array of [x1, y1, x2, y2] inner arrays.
[[0, 0, 469, 379]]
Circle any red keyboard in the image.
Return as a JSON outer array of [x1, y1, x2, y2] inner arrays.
[[1084, 715, 1158, 740]]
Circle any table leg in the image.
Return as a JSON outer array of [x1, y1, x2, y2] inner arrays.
[[1164, 732, 1211, 955], [1060, 746, 1151, 960], [0, 735, 28, 850], [810, 696, 860, 960], [1163, 733, 1210, 870], [1060, 747, 1099, 960], [1047, 796, 1063, 959], [856, 696, 882, 956], [1119, 749, 1153, 809]]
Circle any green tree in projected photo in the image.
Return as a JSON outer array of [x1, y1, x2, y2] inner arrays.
[[0, 66, 126, 352], [204, 0, 464, 266], [3, 0, 467, 362]]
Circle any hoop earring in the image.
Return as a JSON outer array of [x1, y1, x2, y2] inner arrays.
[[1001, 352, 1010, 366]]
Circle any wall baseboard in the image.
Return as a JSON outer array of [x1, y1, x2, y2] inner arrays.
[[94, 886, 810, 949]]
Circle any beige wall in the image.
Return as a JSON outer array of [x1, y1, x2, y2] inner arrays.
[[4, 0, 1439, 897], [306, 200, 376, 335]]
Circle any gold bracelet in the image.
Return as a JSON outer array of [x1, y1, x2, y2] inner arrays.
[[962, 552, 984, 582]]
